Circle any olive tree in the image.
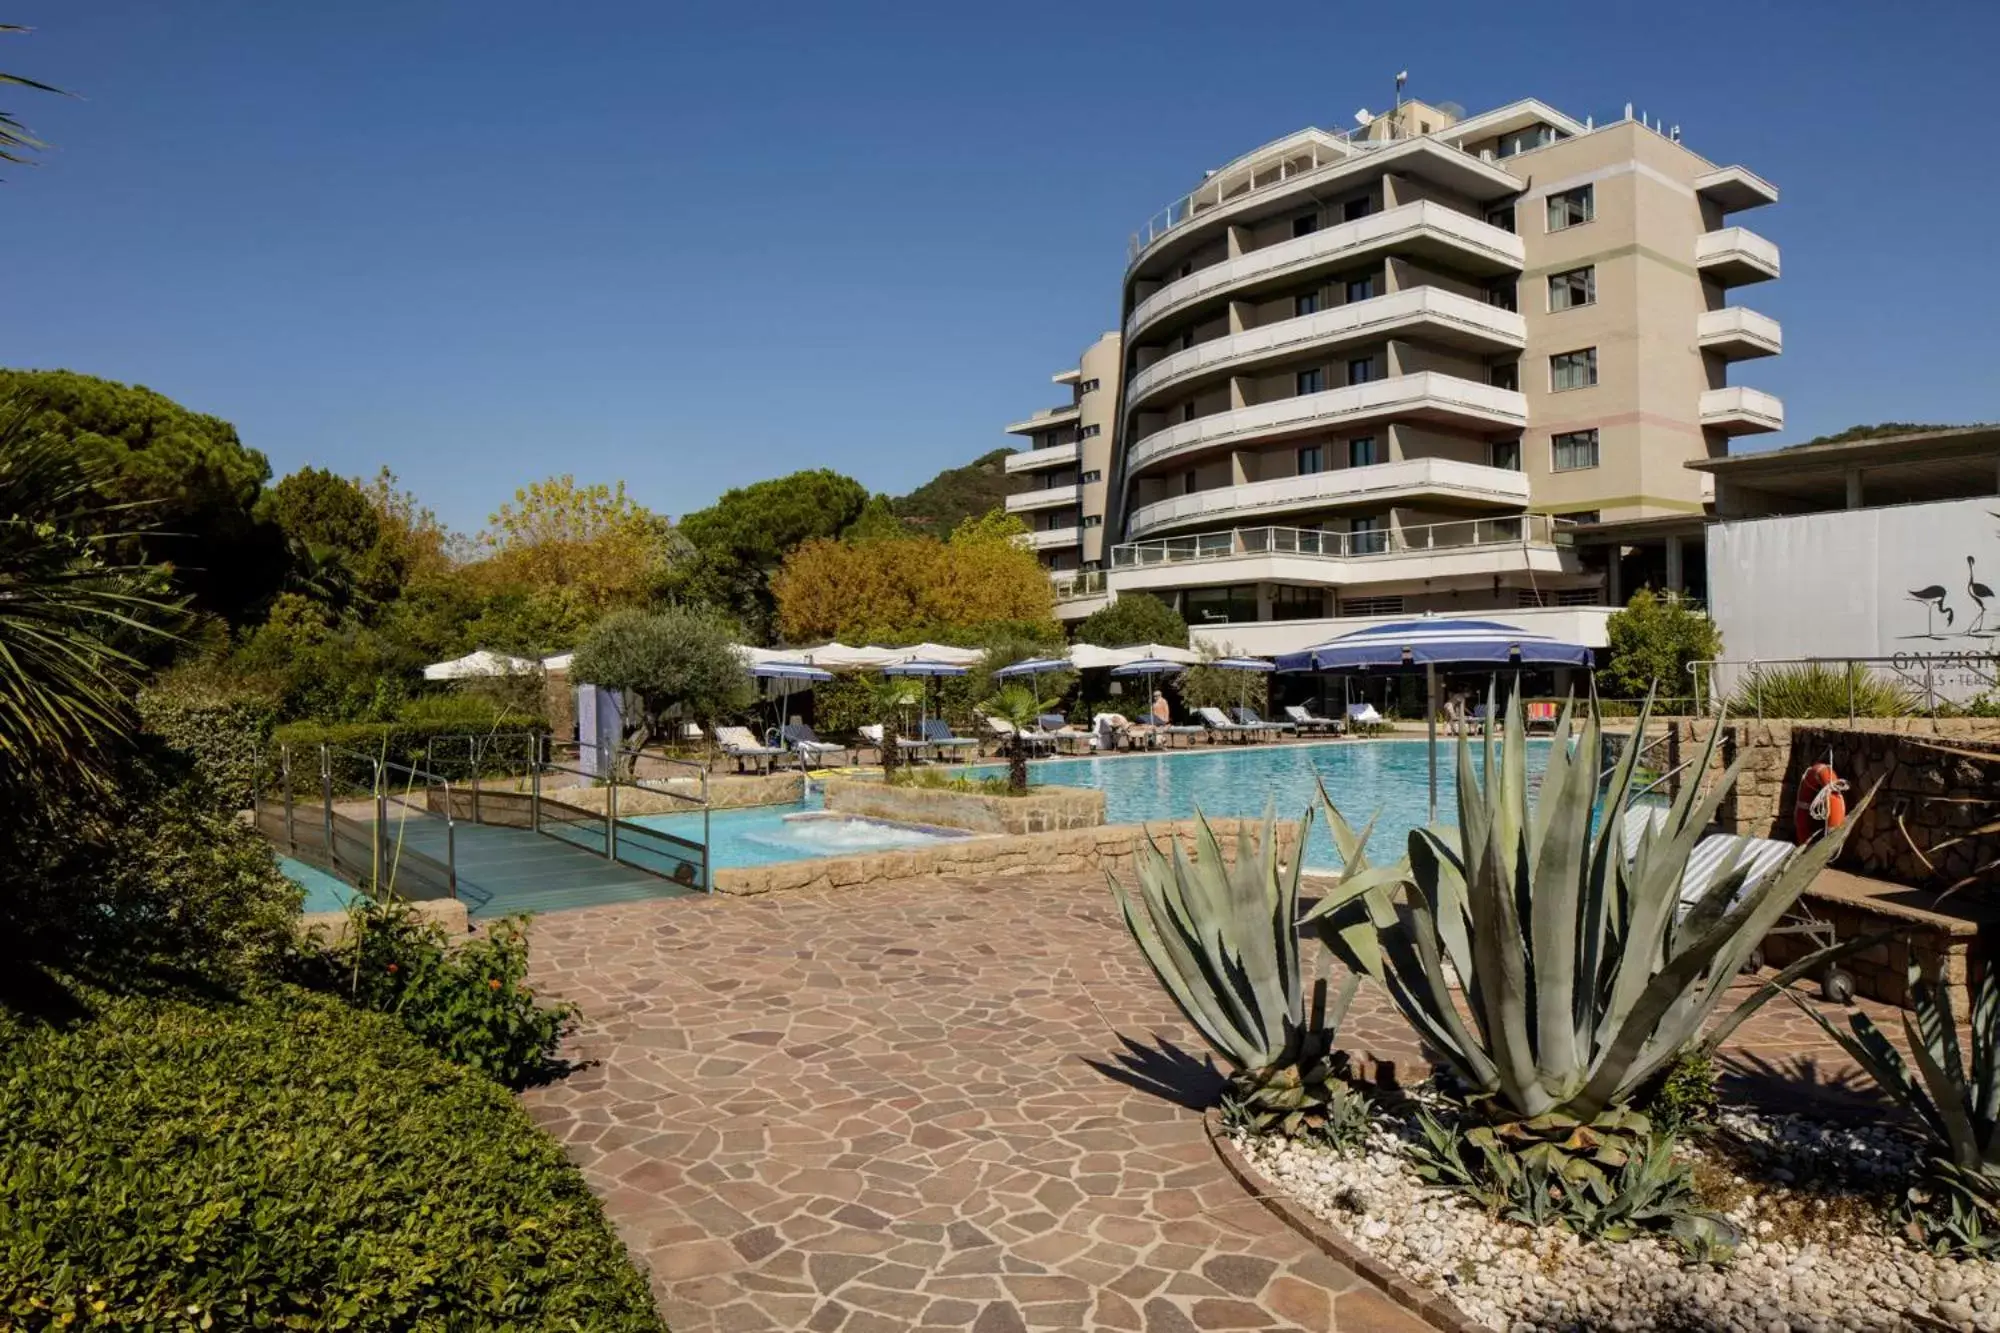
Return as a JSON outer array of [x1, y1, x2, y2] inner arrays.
[[569, 606, 753, 752]]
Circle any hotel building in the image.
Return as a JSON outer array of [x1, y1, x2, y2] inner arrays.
[[1018, 95, 1779, 648]]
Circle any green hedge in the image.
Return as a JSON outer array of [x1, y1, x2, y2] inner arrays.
[[273, 713, 546, 788], [136, 674, 280, 809], [0, 984, 664, 1331]]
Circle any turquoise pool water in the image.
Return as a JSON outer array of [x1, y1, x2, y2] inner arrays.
[[627, 799, 971, 871], [985, 738, 1554, 870]]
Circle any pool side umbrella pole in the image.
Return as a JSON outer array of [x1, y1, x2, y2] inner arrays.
[[1426, 660, 1438, 825]]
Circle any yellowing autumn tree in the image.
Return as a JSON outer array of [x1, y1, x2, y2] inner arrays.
[[772, 510, 1055, 643], [471, 476, 681, 616]]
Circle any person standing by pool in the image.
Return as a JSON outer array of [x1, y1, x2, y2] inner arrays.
[[1151, 691, 1171, 727]]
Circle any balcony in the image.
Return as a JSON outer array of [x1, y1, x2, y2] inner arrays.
[[1007, 484, 1084, 514], [1695, 227, 1780, 285], [1127, 201, 1523, 340], [1699, 386, 1785, 436], [1696, 307, 1782, 360], [1127, 372, 1527, 475], [1005, 441, 1079, 474], [1108, 514, 1574, 592], [1693, 165, 1779, 213], [1004, 404, 1080, 437], [1128, 288, 1524, 410], [1024, 526, 1081, 551], [1125, 458, 1530, 540]]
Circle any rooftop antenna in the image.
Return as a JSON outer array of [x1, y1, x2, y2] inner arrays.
[[1395, 69, 1408, 110]]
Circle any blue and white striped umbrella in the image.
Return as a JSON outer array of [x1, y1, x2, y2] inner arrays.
[[881, 659, 969, 678], [1208, 656, 1275, 672], [993, 656, 1070, 679], [1274, 618, 1592, 672], [1110, 657, 1189, 677]]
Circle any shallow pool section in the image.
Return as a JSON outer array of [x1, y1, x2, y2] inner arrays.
[[974, 739, 1553, 871], [282, 855, 359, 914], [626, 797, 974, 871]]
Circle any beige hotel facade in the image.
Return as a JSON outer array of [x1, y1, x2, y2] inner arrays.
[[1001, 95, 1780, 648]]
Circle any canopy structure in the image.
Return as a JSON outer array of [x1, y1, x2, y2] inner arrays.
[[751, 660, 835, 682], [1274, 617, 1594, 824], [880, 659, 969, 678], [1069, 642, 1202, 671], [422, 649, 541, 681], [1109, 657, 1190, 677], [1274, 618, 1594, 673], [992, 656, 1070, 680]]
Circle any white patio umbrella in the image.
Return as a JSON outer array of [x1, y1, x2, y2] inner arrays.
[[422, 649, 540, 681]]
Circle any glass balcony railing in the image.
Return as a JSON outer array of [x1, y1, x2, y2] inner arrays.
[[1051, 570, 1108, 601], [1109, 513, 1564, 568]]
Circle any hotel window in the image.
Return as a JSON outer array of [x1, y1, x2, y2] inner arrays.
[[1484, 278, 1517, 312], [1345, 274, 1376, 303], [1562, 510, 1600, 526], [1178, 328, 1195, 352], [1498, 124, 1557, 158], [1485, 204, 1516, 233], [1548, 265, 1595, 311], [1546, 184, 1594, 231], [1078, 378, 1100, 394], [1082, 515, 1102, 528], [1488, 439, 1522, 471], [1296, 367, 1325, 395], [1556, 587, 1600, 606], [1292, 212, 1319, 238], [1341, 594, 1404, 617], [1488, 361, 1519, 392], [1550, 348, 1598, 392], [1294, 290, 1320, 318], [1079, 423, 1101, 439], [1185, 584, 1258, 624], [1347, 357, 1375, 386], [1181, 402, 1197, 423], [1181, 470, 1198, 496], [1348, 435, 1380, 467], [1270, 585, 1324, 620], [1551, 429, 1600, 472], [1079, 469, 1101, 484], [1296, 444, 1323, 475], [1342, 196, 1372, 222], [1349, 517, 1388, 555]]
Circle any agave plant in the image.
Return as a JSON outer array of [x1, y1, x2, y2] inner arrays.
[[1798, 960, 2000, 1255], [1313, 688, 1859, 1126], [1111, 809, 1375, 1148]]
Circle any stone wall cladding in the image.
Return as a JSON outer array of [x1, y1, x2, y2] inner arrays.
[[713, 817, 1302, 898], [820, 776, 1106, 835], [1661, 718, 2000, 883], [528, 773, 804, 817], [1758, 893, 1976, 1016]]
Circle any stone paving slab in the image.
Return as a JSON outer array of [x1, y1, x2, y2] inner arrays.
[[520, 872, 1900, 1331]]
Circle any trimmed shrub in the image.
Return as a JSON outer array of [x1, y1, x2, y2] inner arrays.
[[135, 671, 280, 809], [272, 709, 546, 788], [0, 984, 663, 1330], [304, 901, 575, 1089]]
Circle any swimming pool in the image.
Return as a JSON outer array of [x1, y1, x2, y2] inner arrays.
[[980, 739, 1553, 870], [626, 798, 973, 871]]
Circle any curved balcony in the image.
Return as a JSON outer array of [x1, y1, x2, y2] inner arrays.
[[1125, 458, 1530, 540], [1694, 227, 1780, 285], [1126, 201, 1522, 342], [1007, 484, 1083, 514], [1024, 526, 1081, 551], [1126, 372, 1527, 476], [1126, 288, 1524, 412], [1005, 441, 1079, 473]]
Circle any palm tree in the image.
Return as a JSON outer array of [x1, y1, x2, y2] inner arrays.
[[981, 684, 1057, 795], [2, 24, 68, 171], [853, 671, 918, 778], [0, 408, 177, 800]]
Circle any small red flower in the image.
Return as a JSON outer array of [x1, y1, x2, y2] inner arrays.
[[488, 978, 501, 990], [386, 963, 398, 973]]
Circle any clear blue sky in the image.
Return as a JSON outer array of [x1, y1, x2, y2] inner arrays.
[[5, 1, 1996, 532]]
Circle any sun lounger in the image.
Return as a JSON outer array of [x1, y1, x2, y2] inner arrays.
[[921, 719, 979, 760], [1158, 721, 1207, 747], [1038, 714, 1093, 754], [1284, 704, 1341, 735], [1233, 706, 1294, 738], [714, 725, 788, 774], [1525, 701, 1560, 732], [984, 715, 1056, 754], [1196, 707, 1259, 743], [859, 724, 930, 762], [1346, 702, 1385, 727], [780, 723, 850, 766]]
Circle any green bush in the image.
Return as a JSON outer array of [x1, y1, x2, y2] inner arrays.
[[889, 768, 1015, 796], [272, 712, 545, 788], [0, 984, 663, 1331], [1727, 661, 1922, 719], [1074, 592, 1187, 649], [1600, 590, 1718, 713], [305, 901, 575, 1089], [135, 670, 280, 809], [1641, 1050, 1720, 1137]]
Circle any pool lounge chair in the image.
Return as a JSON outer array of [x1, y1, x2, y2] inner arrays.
[[1158, 719, 1207, 747], [859, 723, 931, 763], [1037, 714, 1093, 754], [1284, 704, 1342, 735], [1196, 707, 1259, 743], [714, 725, 788, 774], [1233, 706, 1295, 738], [780, 723, 850, 767], [921, 718, 980, 760], [1346, 702, 1386, 727], [984, 715, 1056, 754], [1525, 701, 1560, 732]]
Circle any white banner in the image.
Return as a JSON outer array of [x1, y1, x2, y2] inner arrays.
[[1707, 497, 2000, 705]]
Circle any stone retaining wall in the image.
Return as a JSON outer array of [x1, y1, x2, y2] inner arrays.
[[1756, 888, 1976, 1015], [713, 817, 1301, 897], [542, 772, 804, 817], [821, 776, 1104, 835]]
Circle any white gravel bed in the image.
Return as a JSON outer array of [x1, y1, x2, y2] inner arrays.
[[1238, 1105, 2000, 1333]]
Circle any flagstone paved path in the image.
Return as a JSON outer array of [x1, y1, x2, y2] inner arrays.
[[519, 873, 1897, 1331]]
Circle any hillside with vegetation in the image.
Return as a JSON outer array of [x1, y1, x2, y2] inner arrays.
[[890, 446, 1024, 533], [1793, 421, 1989, 448]]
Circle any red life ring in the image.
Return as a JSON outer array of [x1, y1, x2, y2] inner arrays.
[[1794, 762, 1848, 844]]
